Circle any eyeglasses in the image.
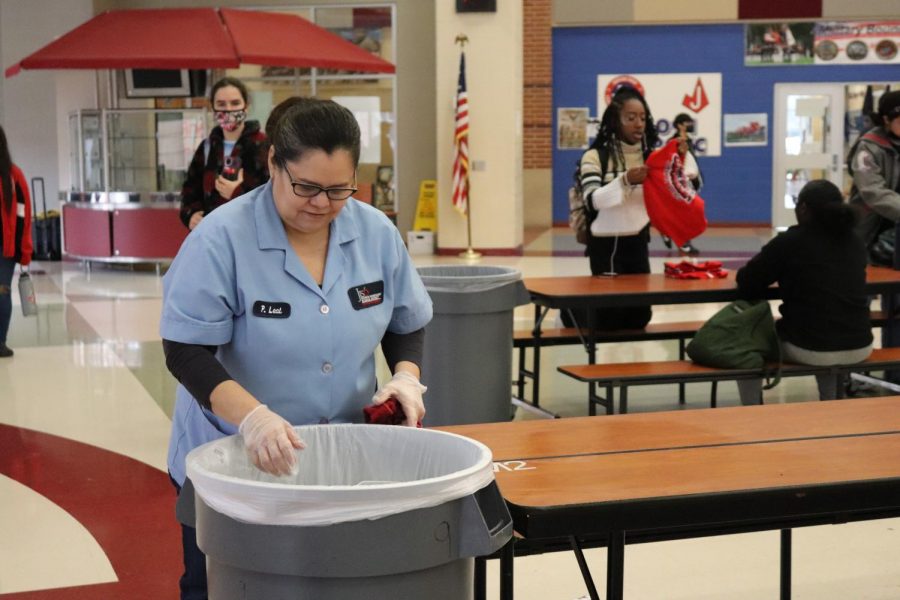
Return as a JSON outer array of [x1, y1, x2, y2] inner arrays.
[[282, 163, 357, 201]]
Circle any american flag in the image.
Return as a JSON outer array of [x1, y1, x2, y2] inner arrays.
[[451, 51, 469, 215]]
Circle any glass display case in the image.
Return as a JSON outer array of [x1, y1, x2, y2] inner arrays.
[[68, 108, 207, 195], [65, 108, 207, 265]]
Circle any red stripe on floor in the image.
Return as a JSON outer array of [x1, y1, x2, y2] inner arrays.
[[0, 424, 181, 599]]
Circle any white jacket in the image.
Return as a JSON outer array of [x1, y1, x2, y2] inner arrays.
[[579, 146, 649, 237]]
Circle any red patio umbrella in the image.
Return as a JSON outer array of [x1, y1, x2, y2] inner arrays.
[[5, 7, 395, 78], [219, 8, 394, 73]]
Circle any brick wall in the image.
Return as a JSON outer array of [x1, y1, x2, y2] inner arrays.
[[523, 0, 552, 169]]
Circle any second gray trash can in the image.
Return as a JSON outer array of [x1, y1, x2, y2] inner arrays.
[[417, 265, 530, 426]]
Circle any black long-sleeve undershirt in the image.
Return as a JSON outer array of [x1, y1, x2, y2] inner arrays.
[[162, 328, 425, 410]]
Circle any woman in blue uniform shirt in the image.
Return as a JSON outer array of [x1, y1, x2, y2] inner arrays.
[[160, 97, 433, 599]]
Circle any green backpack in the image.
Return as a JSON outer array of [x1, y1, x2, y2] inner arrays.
[[686, 300, 782, 389]]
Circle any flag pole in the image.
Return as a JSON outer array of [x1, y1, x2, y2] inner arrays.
[[455, 34, 481, 261]]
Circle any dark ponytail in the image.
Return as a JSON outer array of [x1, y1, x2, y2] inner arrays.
[[0, 125, 12, 211], [797, 179, 858, 236], [270, 98, 361, 169]]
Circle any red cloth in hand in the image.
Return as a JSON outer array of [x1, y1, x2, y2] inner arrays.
[[664, 260, 729, 279], [363, 398, 423, 427], [643, 139, 707, 248]]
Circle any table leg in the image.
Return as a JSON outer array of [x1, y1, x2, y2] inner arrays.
[[589, 382, 597, 417], [607, 530, 625, 600], [570, 536, 601, 600], [474, 556, 486, 600], [531, 305, 549, 408], [587, 306, 597, 365], [500, 537, 515, 600], [588, 381, 613, 416], [780, 529, 792, 600]]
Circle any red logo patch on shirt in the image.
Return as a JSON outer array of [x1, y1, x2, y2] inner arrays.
[[348, 281, 385, 310]]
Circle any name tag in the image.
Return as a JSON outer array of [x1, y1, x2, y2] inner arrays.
[[252, 301, 291, 318], [348, 281, 384, 310]]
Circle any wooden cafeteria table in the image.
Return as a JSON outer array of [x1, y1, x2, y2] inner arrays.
[[441, 396, 900, 599], [521, 265, 900, 408]]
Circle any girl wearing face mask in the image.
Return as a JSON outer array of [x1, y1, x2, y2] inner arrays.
[[562, 87, 660, 331], [180, 77, 269, 230]]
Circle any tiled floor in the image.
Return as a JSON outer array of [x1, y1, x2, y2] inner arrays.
[[2, 226, 899, 599]]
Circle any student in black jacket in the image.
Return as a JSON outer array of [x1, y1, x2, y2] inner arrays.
[[179, 77, 269, 230], [735, 179, 872, 404]]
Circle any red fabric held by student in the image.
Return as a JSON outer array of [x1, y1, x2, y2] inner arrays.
[[643, 139, 707, 248]]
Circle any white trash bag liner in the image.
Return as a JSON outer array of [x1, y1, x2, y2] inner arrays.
[[186, 424, 495, 527], [417, 265, 522, 294]]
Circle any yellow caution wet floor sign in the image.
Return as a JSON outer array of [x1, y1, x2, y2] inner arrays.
[[412, 180, 437, 231]]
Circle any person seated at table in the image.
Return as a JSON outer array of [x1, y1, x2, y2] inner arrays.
[[735, 179, 872, 404], [561, 86, 660, 331]]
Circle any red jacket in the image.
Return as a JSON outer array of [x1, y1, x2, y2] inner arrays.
[[0, 164, 32, 266], [643, 139, 707, 248]]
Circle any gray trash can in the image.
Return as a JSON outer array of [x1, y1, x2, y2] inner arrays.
[[184, 424, 512, 600], [417, 265, 530, 426]]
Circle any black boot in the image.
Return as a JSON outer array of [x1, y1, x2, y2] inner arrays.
[[0, 344, 13, 358], [679, 242, 700, 256]]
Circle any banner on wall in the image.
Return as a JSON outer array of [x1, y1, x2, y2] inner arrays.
[[596, 73, 722, 157], [744, 21, 900, 66], [813, 21, 900, 65]]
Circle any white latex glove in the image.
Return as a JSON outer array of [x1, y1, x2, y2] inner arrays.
[[239, 405, 305, 476], [372, 371, 427, 427]]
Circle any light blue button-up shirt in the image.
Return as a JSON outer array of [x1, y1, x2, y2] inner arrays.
[[162, 182, 433, 484]]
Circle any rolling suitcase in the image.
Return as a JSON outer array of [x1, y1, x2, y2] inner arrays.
[[30, 177, 61, 261]]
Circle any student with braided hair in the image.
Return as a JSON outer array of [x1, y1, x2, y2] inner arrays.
[[562, 87, 660, 330]]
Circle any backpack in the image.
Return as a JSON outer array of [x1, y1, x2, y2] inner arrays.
[[568, 147, 608, 245], [869, 224, 896, 267], [686, 299, 782, 389]]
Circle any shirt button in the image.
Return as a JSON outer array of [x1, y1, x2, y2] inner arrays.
[[322, 362, 333, 374], [320, 304, 330, 315]]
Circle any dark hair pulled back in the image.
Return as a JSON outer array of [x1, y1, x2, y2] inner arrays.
[[265, 97, 312, 139], [269, 98, 361, 169], [797, 179, 858, 235]]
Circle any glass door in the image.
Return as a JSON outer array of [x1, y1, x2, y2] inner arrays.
[[772, 83, 844, 229]]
